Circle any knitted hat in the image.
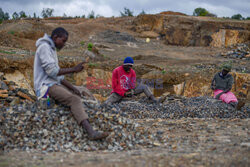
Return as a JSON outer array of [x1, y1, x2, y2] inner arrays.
[[123, 57, 134, 65], [222, 63, 232, 71]]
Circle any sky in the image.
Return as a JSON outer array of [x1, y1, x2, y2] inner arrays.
[[0, 0, 250, 18]]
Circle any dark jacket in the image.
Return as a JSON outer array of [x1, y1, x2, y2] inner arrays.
[[211, 72, 234, 92]]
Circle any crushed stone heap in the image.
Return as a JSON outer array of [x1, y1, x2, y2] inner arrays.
[[0, 96, 249, 153]]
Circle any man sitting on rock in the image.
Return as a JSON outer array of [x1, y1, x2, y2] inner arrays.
[[211, 63, 242, 109], [34, 27, 108, 140], [104, 57, 165, 105]]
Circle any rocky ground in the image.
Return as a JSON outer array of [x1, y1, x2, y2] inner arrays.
[[0, 95, 249, 166]]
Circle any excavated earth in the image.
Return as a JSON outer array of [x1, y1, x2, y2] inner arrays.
[[0, 15, 250, 166]]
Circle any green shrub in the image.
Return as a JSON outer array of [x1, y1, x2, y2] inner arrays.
[[193, 7, 210, 16], [80, 41, 85, 46], [231, 14, 243, 20], [161, 69, 166, 74], [88, 11, 95, 19], [88, 63, 97, 68], [8, 31, 15, 35], [0, 50, 16, 54], [120, 7, 133, 17], [87, 43, 93, 51]]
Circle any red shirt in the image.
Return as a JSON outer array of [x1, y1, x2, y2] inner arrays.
[[111, 66, 136, 96]]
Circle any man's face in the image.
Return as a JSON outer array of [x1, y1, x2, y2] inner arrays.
[[53, 34, 68, 50], [123, 65, 132, 72], [222, 69, 229, 76]]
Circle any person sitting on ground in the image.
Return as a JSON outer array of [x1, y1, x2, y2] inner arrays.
[[211, 63, 240, 109], [103, 57, 165, 105], [34, 27, 109, 140]]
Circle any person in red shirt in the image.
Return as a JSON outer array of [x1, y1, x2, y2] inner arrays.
[[104, 57, 165, 105]]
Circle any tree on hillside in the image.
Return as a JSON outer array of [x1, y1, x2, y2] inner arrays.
[[4, 12, 9, 20], [41, 8, 54, 18], [120, 7, 133, 17], [0, 8, 10, 20], [193, 7, 209, 16], [33, 12, 36, 18], [246, 17, 250, 20], [139, 10, 146, 15], [88, 10, 95, 19], [96, 14, 103, 18], [12, 12, 19, 20], [231, 14, 243, 20], [19, 11, 27, 18]]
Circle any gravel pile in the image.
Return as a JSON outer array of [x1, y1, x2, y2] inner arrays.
[[0, 101, 154, 153], [102, 96, 249, 119], [97, 30, 137, 44], [221, 43, 250, 59], [0, 96, 249, 153]]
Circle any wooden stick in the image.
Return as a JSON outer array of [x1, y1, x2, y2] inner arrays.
[[0, 90, 8, 94], [0, 94, 8, 98], [17, 91, 35, 102]]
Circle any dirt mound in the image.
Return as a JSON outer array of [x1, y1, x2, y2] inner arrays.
[[0, 32, 21, 48], [160, 11, 187, 16]]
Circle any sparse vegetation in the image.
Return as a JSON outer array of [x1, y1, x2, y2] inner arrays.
[[100, 54, 107, 58], [88, 62, 97, 68], [19, 11, 27, 18], [0, 8, 10, 21], [193, 8, 209, 16], [193, 7, 216, 17], [161, 69, 166, 74], [88, 10, 95, 19], [8, 31, 15, 35], [80, 41, 85, 46], [231, 14, 243, 20], [41, 8, 54, 18], [139, 10, 146, 15], [0, 50, 16, 54], [120, 7, 133, 17], [87, 43, 93, 51]]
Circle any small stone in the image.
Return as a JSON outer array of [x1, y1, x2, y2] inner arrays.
[[0, 81, 9, 90], [240, 142, 250, 147]]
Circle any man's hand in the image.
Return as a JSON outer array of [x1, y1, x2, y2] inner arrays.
[[215, 92, 224, 100], [73, 62, 85, 73], [211, 85, 215, 90], [58, 62, 85, 76], [124, 89, 134, 97]]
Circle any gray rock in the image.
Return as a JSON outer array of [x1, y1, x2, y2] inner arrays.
[[0, 81, 8, 90]]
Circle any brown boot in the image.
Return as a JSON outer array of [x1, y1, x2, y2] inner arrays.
[[81, 119, 109, 140]]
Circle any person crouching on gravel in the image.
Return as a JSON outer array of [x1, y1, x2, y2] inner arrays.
[[34, 27, 109, 140], [103, 57, 166, 105], [211, 63, 243, 110]]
